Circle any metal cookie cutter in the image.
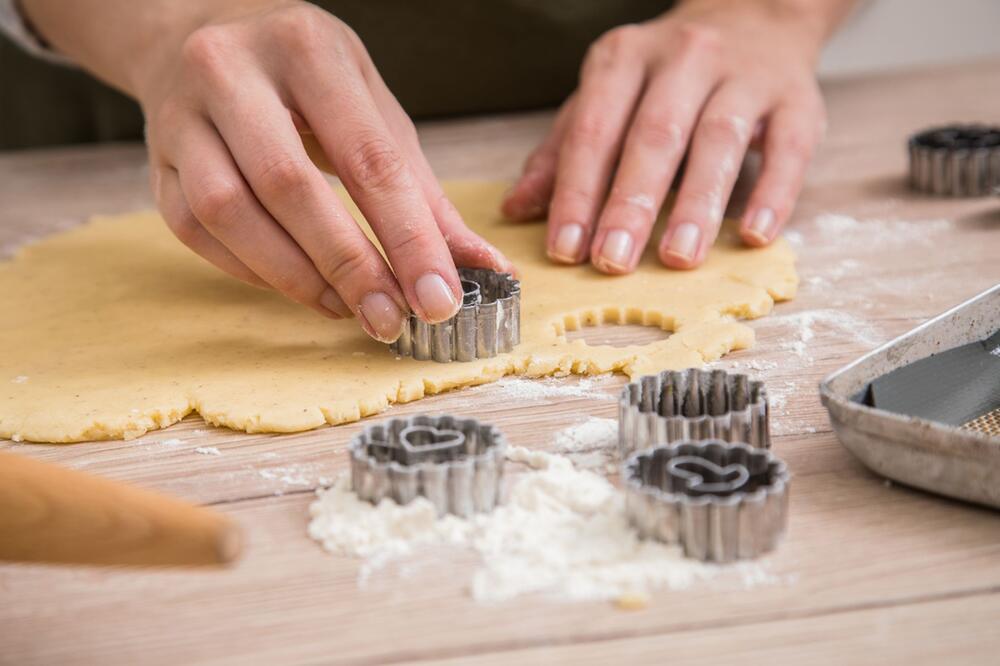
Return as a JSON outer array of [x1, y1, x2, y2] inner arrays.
[[389, 268, 521, 362], [349, 414, 506, 517], [908, 124, 1000, 196], [619, 369, 770, 458], [624, 440, 790, 562]]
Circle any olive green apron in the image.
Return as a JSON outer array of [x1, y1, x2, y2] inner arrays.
[[0, 1, 669, 149]]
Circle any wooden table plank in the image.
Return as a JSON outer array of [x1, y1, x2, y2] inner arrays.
[[420, 593, 1000, 666], [1, 58, 999, 665], [2, 467, 999, 665]]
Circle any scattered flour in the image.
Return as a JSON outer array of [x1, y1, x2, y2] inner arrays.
[[782, 230, 804, 247], [11, 376, 28, 384], [813, 213, 952, 244], [307, 477, 470, 577], [762, 309, 883, 360], [553, 417, 618, 453], [307, 447, 780, 604], [195, 446, 221, 456], [259, 464, 315, 488], [471, 376, 614, 403], [159, 438, 184, 447]]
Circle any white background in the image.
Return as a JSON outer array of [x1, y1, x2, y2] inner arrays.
[[820, 0, 1000, 75]]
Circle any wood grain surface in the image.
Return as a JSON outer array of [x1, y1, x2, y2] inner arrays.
[[1, 59, 999, 665]]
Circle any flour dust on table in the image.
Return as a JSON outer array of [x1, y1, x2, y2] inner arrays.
[[308, 444, 789, 604]]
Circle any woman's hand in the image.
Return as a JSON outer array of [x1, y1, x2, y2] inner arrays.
[[23, 0, 513, 342], [503, 0, 852, 273]]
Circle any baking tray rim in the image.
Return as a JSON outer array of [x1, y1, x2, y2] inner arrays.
[[819, 283, 1000, 508]]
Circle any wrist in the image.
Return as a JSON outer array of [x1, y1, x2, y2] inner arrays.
[[671, 0, 851, 60]]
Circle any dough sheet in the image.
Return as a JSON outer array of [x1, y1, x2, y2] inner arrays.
[[0, 181, 796, 442]]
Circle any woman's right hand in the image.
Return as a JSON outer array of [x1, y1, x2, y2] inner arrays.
[[128, 2, 512, 341]]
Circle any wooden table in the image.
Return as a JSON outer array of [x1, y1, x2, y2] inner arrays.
[[2, 59, 999, 665]]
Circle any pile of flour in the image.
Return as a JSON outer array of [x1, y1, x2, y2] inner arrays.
[[308, 446, 716, 603]]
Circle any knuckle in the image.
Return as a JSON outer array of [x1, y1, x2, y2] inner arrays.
[[552, 181, 595, 213], [164, 211, 201, 247], [384, 225, 431, 256], [317, 246, 370, 287], [591, 24, 642, 62], [343, 136, 407, 191], [253, 154, 313, 200], [567, 112, 613, 148], [777, 132, 813, 161], [268, 4, 325, 43], [631, 113, 685, 149], [608, 189, 658, 218], [269, 270, 312, 300], [189, 180, 241, 227], [676, 23, 721, 53], [269, 5, 353, 65], [180, 26, 233, 77], [700, 114, 750, 144], [524, 146, 555, 174]]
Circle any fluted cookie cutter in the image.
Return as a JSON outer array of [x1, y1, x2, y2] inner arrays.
[[908, 124, 1000, 197], [389, 268, 521, 362], [349, 414, 505, 517], [619, 369, 770, 457], [624, 440, 790, 562]]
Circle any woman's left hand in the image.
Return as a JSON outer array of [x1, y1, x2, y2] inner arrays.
[[502, 0, 851, 273]]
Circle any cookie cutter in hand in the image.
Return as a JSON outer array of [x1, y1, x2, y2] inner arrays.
[[908, 124, 1000, 197], [619, 369, 770, 457], [624, 440, 790, 562], [349, 414, 506, 517], [389, 268, 521, 362]]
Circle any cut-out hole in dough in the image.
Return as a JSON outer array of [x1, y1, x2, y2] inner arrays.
[[558, 308, 674, 348], [566, 324, 672, 348]]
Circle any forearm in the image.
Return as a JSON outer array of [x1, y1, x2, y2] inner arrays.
[[17, 0, 277, 96]]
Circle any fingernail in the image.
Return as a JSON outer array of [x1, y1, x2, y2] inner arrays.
[[745, 207, 776, 243], [665, 223, 702, 262], [549, 224, 584, 263], [597, 229, 634, 272], [358, 291, 405, 342], [415, 273, 459, 322]]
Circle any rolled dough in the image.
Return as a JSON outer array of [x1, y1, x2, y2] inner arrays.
[[0, 181, 796, 443]]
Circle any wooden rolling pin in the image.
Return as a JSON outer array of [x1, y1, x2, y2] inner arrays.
[[0, 451, 241, 567]]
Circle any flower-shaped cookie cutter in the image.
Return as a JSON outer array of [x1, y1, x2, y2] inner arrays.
[[624, 440, 789, 562], [908, 124, 1000, 197], [619, 369, 770, 457], [389, 268, 521, 362], [349, 414, 506, 517]]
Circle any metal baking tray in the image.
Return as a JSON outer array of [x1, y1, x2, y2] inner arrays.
[[820, 283, 1000, 509]]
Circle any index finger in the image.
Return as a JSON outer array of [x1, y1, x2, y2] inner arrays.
[[286, 52, 464, 324]]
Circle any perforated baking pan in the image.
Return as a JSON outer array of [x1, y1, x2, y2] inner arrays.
[[820, 283, 1000, 509]]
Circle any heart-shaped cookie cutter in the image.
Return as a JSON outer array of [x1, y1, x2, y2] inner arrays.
[[389, 268, 521, 362], [666, 456, 751, 496], [624, 440, 789, 562], [619, 369, 770, 457], [350, 414, 506, 517]]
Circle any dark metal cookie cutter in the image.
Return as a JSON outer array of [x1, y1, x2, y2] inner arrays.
[[349, 414, 506, 517], [389, 268, 521, 362], [619, 369, 770, 457], [624, 440, 790, 562], [908, 125, 1000, 197]]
